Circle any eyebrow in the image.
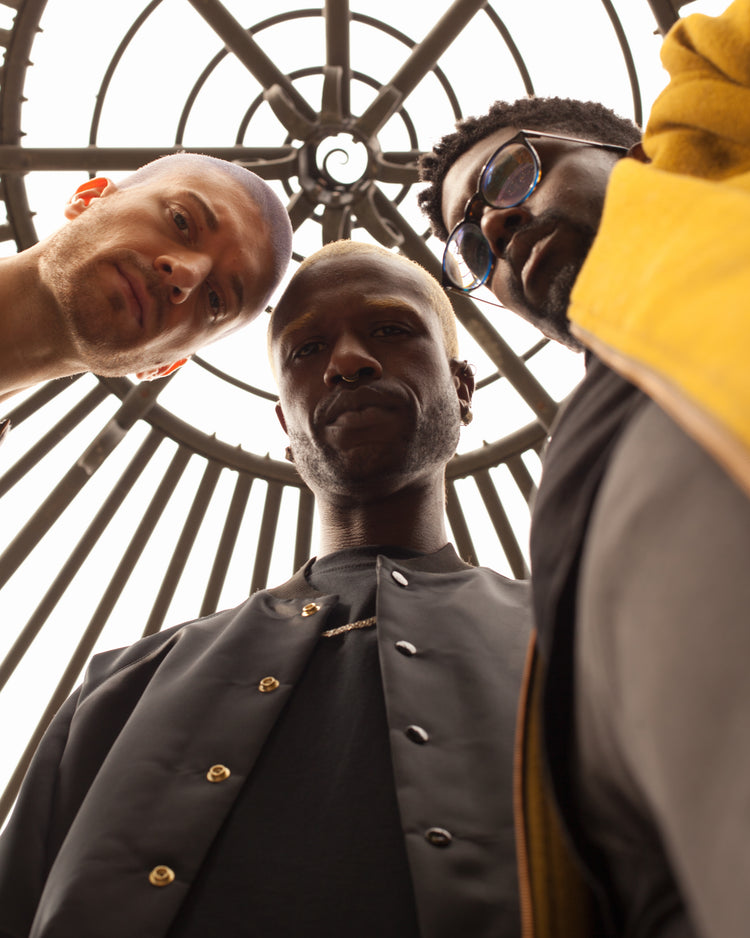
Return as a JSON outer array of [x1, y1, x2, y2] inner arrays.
[[363, 298, 420, 314], [187, 191, 218, 232], [277, 298, 421, 345], [277, 310, 318, 346]]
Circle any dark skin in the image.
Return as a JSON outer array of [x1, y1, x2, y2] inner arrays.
[[440, 127, 630, 350], [270, 249, 474, 558]]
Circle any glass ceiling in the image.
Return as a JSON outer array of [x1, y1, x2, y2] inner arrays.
[[0, 0, 728, 817]]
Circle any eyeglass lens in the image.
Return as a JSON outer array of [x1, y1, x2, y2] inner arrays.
[[444, 224, 493, 290], [481, 142, 540, 208], [444, 141, 541, 290]]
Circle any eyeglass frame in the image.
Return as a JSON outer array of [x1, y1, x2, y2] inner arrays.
[[441, 128, 631, 293]]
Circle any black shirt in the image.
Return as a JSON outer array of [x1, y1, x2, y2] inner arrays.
[[166, 546, 423, 937]]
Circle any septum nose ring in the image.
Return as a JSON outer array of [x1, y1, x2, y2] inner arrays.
[[340, 373, 360, 383]]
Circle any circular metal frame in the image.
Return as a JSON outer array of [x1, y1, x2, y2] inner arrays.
[[0, 0, 675, 817]]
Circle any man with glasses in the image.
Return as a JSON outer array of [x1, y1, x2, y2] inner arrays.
[[420, 99, 641, 349], [420, 3, 750, 936], [439, 129, 629, 298]]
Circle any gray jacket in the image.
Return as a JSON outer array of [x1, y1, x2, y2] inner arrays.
[[0, 545, 530, 938]]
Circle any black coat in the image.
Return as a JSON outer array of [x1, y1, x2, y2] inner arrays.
[[0, 545, 530, 938]]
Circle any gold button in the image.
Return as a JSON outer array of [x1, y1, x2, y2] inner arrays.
[[301, 602, 320, 617], [258, 676, 280, 693], [148, 865, 175, 887], [425, 827, 453, 847], [206, 764, 231, 783]]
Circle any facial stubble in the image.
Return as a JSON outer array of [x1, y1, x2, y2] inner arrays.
[[286, 382, 462, 501]]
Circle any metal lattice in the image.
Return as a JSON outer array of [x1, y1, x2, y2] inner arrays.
[[0, 0, 691, 819]]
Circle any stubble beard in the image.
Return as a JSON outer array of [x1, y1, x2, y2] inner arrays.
[[536, 260, 586, 351], [39, 224, 164, 376], [288, 386, 462, 503], [505, 213, 594, 352]]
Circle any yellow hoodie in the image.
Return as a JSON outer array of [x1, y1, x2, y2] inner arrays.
[[569, 0, 750, 496]]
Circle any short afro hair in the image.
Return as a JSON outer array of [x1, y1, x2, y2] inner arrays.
[[418, 96, 642, 242]]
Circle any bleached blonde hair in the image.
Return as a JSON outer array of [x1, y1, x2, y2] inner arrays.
[[268, 240, 459, 372]]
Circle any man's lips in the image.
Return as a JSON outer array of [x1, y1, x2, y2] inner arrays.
[[321, 387, 404, 427], [116, 265, 151, 329], [507, 223, 557, 295]]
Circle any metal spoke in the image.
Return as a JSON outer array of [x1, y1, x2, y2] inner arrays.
[[321, 204, 353, 243], [445, 480, 477, 566], [0, 145, 295, 175], [294, 489, 316, 570], [352, 185, 403, 249], [200, 473, 255, 617], [0, 377, 175, 590], [287, 190, 319, 232], [325, 0, 352, 117], [185, 0, 317, 126], [371, 150, 421, 185], [600, 0, 643, 125], [142, 458, 224, 637], [646, 0, 681, 34], [320, 66, 346, 123], [0, 431, 163, 695], [250, 482, 284, 593], [354, 0, 487, 139], [474, 468, 530, 578]]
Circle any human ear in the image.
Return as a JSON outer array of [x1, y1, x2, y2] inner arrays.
[[275, 404, 294, 461], [64, 177, 117, 220], [275, 401, 288, 435], [451, 359, 475, 425], [451, 359, 475, 404], [135, 358, 188, 381]]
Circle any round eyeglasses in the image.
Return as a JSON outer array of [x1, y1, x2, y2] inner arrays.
[[441, 129, 630, 293]]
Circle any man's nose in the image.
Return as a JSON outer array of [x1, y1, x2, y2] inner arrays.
[[323, 335, 383, 387], [480, 203, 532, 258], [155, 251, 212, 304]]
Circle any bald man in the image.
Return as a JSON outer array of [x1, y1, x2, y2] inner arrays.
[[0, 153, 292, 406]]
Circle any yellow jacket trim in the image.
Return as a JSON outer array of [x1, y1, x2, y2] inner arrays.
[[569, 0, 750, 496]]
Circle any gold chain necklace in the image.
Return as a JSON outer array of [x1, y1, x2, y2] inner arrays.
[[321, 616, 376, 639]]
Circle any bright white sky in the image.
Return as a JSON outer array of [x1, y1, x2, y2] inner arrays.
[[0, 0, 730, 804]]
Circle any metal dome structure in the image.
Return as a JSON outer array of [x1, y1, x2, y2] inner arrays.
[[0, 0, 702, 819]]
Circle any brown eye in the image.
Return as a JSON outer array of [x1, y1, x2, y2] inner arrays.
[[294, 341, 324, 359], [373, 324, 407, 336], [172, 211, 190, 235], [207, 288, 224, 319]]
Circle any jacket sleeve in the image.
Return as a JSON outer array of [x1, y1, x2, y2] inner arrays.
[[0, 691, 80, 938], [567, 0, 750, 498]]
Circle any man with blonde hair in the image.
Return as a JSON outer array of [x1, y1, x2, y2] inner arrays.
[[0, 240, 530, 938]]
